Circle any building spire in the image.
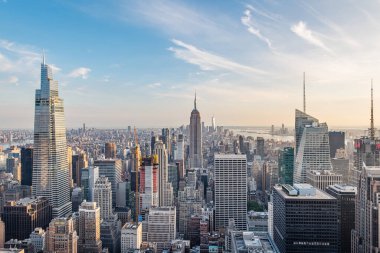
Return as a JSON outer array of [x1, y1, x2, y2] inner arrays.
[[194, 90, 197, 110], [42, 49, 45, 65], [303, 72, 306, 113], [370, 79, 376, 140]]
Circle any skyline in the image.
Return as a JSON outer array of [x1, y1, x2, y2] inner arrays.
[[1, 0, 380, 128]]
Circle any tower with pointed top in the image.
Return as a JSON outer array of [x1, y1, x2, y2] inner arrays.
[[32, 56, 72, 218], [189, 92, 203, 168], [369, 79, 376, 140]]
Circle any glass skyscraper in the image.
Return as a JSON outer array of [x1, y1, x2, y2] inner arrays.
[[32, 57, 72, 218]]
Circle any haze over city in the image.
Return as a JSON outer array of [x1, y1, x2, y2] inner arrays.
[[1, 0, 380, 128]]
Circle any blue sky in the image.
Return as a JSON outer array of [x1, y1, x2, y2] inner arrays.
[[1, 0, 380, 128]]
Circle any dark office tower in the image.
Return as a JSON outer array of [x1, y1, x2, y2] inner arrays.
[[21, 147, 33, 186], [329, 131, 345, 158], [351, 165, 380, 253], [93, 159, 122, 207], [239, 135, 245, 154], [3, 197, 52, 241], [326, 184, 356, 253], [295, 109, 319, 154], [256, 137, 265, 158], [32, 56, 71, 218], [278, 147, 294, 185], [105, 142, 117, 159], [273, 184, 339, 253], [189, 93, 203, 168]]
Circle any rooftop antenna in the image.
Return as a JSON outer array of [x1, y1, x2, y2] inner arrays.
[[42, 49, 45, 65], [194, 90, 197, 110], [370, 79, 376, 140], [303, 72, 306, 113]]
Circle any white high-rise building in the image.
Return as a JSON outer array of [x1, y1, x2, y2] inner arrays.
[[94, 176, 113, 221], [121, 222, 142, 252], [189, 93, 203, 168], [174, 134, 185, 161], [211, 115, 216, 131], [294, 122, 332, 184], [214, 154, 247, 231], [147, 206, 176, 252], [32, 56, 71, 218], [155, 141, 173, 206]]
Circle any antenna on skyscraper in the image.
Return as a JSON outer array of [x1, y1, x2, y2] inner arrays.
[[303, 72, 306, 113], [42, 49, 45, 65], [370, 79, 376, 140], [194, 90, 197, 110]]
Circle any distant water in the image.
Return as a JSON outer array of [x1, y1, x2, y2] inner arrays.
[[229, 127, 294, 142], [0, 141, 33, 149]]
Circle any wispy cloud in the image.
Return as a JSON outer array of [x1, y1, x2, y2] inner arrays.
[[0, 76, 18, 85], [241, 7, 273, 49], [169, 39, 266, 75], [148, 82, 162, 88], [291, 21, 332, 53], [68, 67, 91, 79]]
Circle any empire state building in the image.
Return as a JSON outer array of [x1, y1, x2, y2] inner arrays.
[[189, 93, 203, 168], [32, 55, 72, 217]]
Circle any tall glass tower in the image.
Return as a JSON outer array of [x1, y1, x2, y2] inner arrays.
[[32, 56, 71, 218]]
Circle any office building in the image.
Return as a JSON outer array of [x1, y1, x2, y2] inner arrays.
[[3, 197, 52, 241], [256, 137, 265, 158], [294, 120, 332, 183], [45, 217, 78, 253], [121, 222, 142, 252], [105, 142, 117, 159], [139, 157, 158, 211], [295, 109, 319, 154], [78, 201, 102, 253], [94, 159, 122, 207], [147, 206, 176, 252], [329, 131, 345, 158], [72, 152, 88, 187], [230, 231, 279, 253], [32, 58, 71, 217], [278, 147, 294, 185], [306, 170, 342, 191], [29, 227, 45, 253], [351, 165, 380, 252], [93, 176, 113, 220], [326, 184, 356, 253], [214, 154, 247, 231], [81, 166, 99, 201], [273, 184, 338, 253], [189, 93, 203, 168], [0, 218, 4, 248], [20, 147, 33, 186], [154, 141, 173, 207]]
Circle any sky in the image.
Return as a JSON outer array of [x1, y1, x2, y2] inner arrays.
[[0, 0, 380, 128]]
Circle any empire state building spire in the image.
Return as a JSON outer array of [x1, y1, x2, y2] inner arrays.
[[194, 90, 197, 110]]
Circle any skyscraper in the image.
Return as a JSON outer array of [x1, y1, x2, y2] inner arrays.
[[32, 57, 71, 217], [273, 184, 339, 253], [78, 201, 102, 253], [326, 184, 356, 253], [139, 157, 158, 210], [294, 111, 332, 183], [278, 147, 294, 185], [351, 165, 380, 252], [20, 147, 33, 186], [154, 141, 173, 206], [105, 142, 117, 159], [256, 137, 265, 158], [45, 217, 78, 253], [328, 131, 345, 158], [189, 93, 203, 168], [93, 176, 113, 220], [214, 154, 247, 231]]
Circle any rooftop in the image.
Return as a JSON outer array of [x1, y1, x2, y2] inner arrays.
[[327, 184, 357, 194], [275, 184, 335, 200]]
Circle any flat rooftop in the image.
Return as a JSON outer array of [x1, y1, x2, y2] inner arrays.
[[275, 185, 335, 200]]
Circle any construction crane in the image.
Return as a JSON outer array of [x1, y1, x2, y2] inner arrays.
[[134, 127, 140, 223]]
